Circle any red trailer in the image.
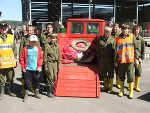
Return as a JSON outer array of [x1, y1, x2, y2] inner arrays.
[[54, 18, 106, 98]]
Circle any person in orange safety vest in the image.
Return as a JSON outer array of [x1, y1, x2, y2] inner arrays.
[[115, 24, 135, 99]]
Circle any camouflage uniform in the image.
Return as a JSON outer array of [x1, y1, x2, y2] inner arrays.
[[98, 35, 116, 93], [134, 35, 145, 76], [44, 42, 60, 86], [98, 36, 116, 79], [44, 40, 60, 97], [39, 32, 57, 48], [133, 35, 145, 92], [111, 32, 121, 88], [39, 32, 53, 85]]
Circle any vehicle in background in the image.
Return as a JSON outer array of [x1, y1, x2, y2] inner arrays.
[[54, 18, 105, 98]]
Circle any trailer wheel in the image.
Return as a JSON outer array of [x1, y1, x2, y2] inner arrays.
[[71, 39, 91, 52]]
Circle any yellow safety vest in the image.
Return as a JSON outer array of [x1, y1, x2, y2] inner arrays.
[[0, 34, 16, 68]]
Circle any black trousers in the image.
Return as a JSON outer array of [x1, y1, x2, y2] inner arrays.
[[23, 70, 39, 90]]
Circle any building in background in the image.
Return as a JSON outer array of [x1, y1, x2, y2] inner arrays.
[[21, 0, 150, 31]]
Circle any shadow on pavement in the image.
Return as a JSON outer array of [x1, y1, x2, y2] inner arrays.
[[39, 84, 47, 96], [16, 77, 47, 96], [11, 82, 23, 99], [137, 92, 150, 102]]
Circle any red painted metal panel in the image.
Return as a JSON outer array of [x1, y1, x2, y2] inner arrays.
[[55, 79, 100, 98], [55, 19, 104, 98], [55, 91, 98, 98], [56, 79, 97, 87], [56, 86, 97, 92], [58, 66, 97, 80], [54, 66, 100, 98]]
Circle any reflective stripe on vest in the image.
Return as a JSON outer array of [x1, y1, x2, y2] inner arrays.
[[0, 44, 13, 50], [0, 34, 16, 68], [116, 34, 134, 63], [0, 56, 15, 60]]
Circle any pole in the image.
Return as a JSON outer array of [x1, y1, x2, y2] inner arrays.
[[71, 2, 73, 18], [61, 0, 63, 25], [113, 0, 116, 23], [89, 0, 92, 19], [136, 1, 139, 24], [29, 0, 32, 24], [93, 2, 95, 18]]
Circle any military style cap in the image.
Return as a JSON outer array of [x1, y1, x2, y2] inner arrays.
[[0, 22, 8, 29]]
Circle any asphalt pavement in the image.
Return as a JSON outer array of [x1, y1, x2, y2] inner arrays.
[[0, 44, 150, 113]]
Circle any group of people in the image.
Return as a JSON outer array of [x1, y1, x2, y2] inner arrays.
[[0, 20, 145, 103], [0, 22, 60, 102], [98, 23, 145, 99]]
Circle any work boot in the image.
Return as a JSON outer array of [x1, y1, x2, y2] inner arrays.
[[23, 90, 29, 102], [118, 81, 124, 97], [129, 82, 134, 99], [34, 89, 41, 99], [108, 78, 113, 93], [6, 84, 16, 97], [116, 75, 121, 89], [47, 86, 54, 98], [134, 76, 141, 92], [0, 85, 5, 100], [101, 78, 108, 91]]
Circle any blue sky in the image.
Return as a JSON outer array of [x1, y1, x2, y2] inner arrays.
[[0, 0, 22, 21]]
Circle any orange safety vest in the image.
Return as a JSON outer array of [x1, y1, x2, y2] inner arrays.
[[115, 33, 134, 63], [0, 34, 16, 68]]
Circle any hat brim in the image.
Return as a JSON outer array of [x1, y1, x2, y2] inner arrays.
[[29, 40, 38, 42]]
